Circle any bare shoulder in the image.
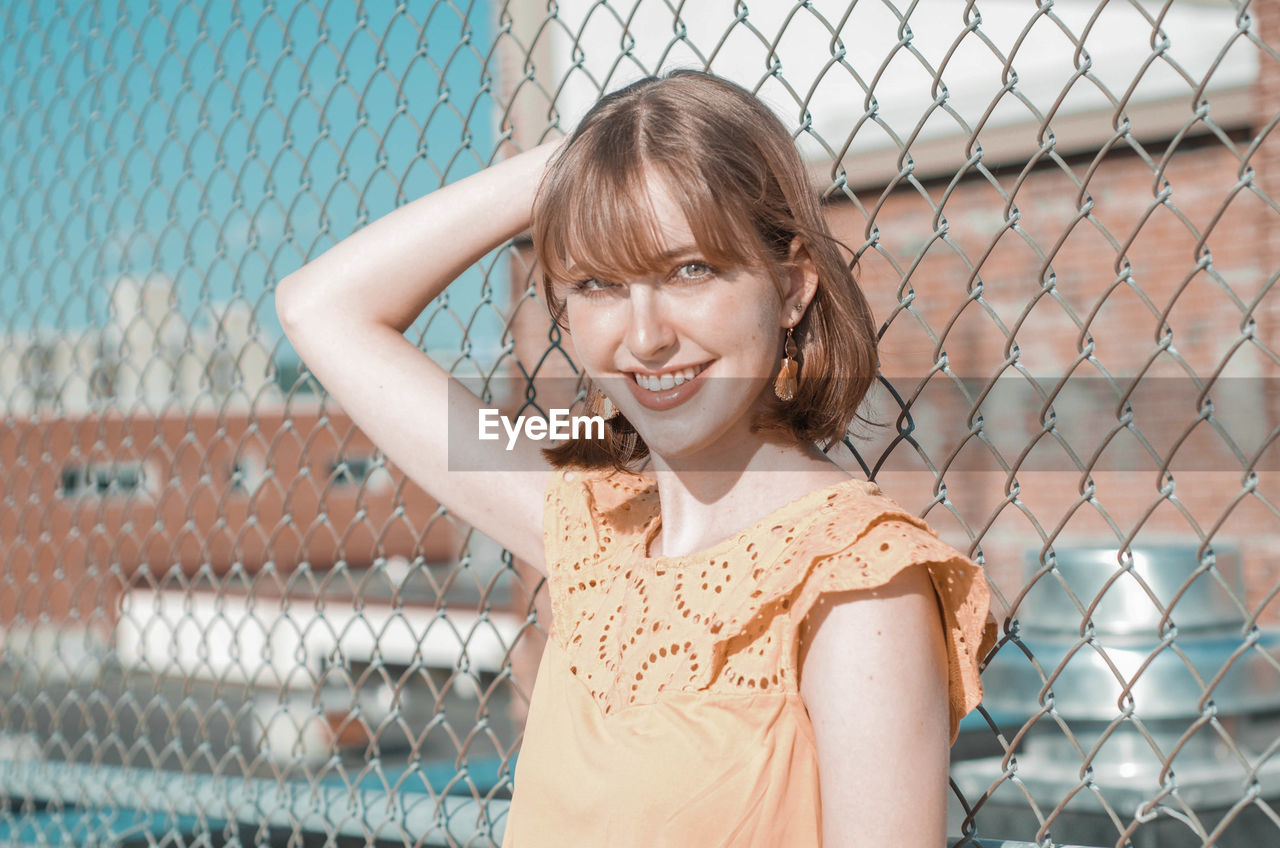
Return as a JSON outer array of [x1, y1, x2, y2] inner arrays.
[[797, 562, 940, 668], [798, 564, 949, 845]]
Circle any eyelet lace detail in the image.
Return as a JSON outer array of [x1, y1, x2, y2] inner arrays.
[[541, 467, 998, 743]]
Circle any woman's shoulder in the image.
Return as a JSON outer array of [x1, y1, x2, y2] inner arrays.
[[737, 473, 917, 544], [798, 482, 974, 572], [739, 477, 983, 611]]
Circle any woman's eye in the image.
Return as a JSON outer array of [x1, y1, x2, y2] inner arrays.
[[571, 278, 618, 297], [674, 262, 713, 280]]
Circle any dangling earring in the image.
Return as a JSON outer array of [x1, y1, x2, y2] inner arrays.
[[774, 327, 800, 401], [587, 387, 619, 420]]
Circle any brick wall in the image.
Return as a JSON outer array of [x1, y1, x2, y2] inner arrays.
[[827, 121, 1280, 625], [505, 43, 1280, 633], [0, 406, 463, 633]]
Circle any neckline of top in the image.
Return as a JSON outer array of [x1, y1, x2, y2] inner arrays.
[[633, 475, 879, 565]]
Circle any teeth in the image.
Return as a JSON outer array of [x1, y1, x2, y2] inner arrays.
[[634, 364, 706, 392]]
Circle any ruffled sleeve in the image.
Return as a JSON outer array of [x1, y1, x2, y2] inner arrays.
[[691, 487, 999, 747], [791, 516, 999, 746]]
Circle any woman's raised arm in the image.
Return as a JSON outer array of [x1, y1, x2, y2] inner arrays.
[[274, 139, 567, 576]]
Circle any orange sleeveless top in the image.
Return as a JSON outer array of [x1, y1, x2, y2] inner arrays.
[[500, 467, 998, 847]]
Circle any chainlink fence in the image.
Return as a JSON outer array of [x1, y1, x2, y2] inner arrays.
[[3, 1, 1280, 846]]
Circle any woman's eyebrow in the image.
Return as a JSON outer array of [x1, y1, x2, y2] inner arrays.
[[655, 243, 701, 260], [558, 243, 703, 280]]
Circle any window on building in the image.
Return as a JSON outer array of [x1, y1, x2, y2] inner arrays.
[[21, 341, 58, 406], [325, 455, 393, 492], [273, 355, 318, 396], [228, 455, 264, 495], [328, 456, 374, 487], [59, 462, 150, 499], [89, 359, 117, 401], [206, 349, 237, 395]]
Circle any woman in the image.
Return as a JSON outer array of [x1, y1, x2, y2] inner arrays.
[[276, 69, 997, 847]]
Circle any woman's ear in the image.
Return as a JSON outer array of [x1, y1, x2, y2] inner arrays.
[[782, 235, 819, 327]]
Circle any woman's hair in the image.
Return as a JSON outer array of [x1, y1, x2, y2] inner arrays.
[[533, 68, 879, 472]]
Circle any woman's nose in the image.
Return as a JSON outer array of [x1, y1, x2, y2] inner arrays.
[[623, 286, 677, 361]]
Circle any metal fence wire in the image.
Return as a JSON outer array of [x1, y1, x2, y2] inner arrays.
[[3, 0, 1280, 846]]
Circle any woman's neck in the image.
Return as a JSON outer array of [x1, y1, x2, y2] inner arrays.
[[643, 440, 856, 559]]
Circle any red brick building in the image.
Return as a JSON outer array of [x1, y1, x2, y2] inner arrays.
[[0, 403, 466, 636], [500, 4, 1280, 635]]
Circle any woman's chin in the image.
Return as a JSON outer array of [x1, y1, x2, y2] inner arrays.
[[631, 423, 749, 469]]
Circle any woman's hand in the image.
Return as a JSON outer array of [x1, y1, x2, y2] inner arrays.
[[276, 137, 565, 332]]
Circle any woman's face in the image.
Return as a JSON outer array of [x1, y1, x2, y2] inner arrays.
[[561, 170, 811, 467]]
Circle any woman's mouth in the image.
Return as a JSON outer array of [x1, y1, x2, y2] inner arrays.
[[624, 361, 713, 411]]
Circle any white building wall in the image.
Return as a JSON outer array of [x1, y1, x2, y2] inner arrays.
[[537, 0, 1253, 166]]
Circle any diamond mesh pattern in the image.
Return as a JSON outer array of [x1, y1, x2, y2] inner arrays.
[[2, 2, 1279, 847]]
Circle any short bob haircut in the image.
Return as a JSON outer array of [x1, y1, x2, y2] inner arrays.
[[534, 69, 878, 472]]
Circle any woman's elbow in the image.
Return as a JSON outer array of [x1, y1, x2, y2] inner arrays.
[[274, 273, 312, 333]]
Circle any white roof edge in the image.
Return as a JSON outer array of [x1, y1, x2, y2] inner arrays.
[[812, 82, 1255, 192]]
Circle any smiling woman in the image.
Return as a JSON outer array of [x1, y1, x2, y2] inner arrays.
[[275, 68, 998, 848], [533, 71, 879, 474]]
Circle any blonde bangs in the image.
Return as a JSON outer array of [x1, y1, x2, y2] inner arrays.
[[535, 156, 767, 292]]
